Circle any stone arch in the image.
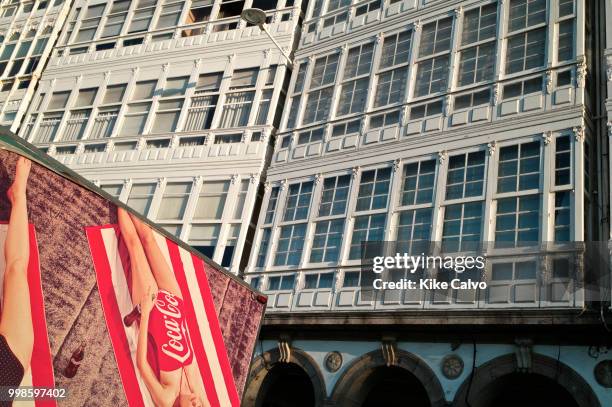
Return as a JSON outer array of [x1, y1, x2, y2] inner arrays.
[[329, 349, 447, 407], [242, 346, 327, 407], [453, 353, 600, 407]]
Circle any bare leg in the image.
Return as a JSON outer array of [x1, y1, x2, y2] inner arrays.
[[0, 157, 34, 371], [118, 208, 157, 308], [128, 213, 181, 298]]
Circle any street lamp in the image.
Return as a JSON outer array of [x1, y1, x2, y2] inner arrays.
[[240, 8, 293, 66]]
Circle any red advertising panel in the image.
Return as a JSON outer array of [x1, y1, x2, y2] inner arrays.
[[0, 130, 265, 406]]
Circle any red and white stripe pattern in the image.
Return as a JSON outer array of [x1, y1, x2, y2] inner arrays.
[[86, 225, 239, 407], [0, 223, 56, 407]]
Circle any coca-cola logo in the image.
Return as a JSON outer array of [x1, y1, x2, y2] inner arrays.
[[154, 291, 192, 364]]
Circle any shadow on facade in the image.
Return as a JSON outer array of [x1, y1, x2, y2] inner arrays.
[[453, 353, 601, 407]]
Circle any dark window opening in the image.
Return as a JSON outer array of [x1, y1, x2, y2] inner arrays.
[[123, 37, 144, 46], [251, 0, 277, 10], [96, 42, 116, 51], [217, 1, 244, 19]]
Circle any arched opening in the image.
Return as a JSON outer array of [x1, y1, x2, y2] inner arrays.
[[471, 372, 580, 407], [257, 363, 315, 407], [330, 350, 446, 407], [454, 353, 600, 407], [361, 366, 430, 407]]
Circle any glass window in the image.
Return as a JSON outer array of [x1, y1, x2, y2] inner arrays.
[[127, 183, 156, 215], [557, 20, 574, 62], [508, 0, 546, 31], [349, 214, 386, 259], [219, 91, 254, 128], [156, 2, 184, 29], [230, 68, 258, 89], [48, 91, 70, 109], [495, 195, 540, 247], [506, 28, 546, 74], [458, 43, 495, 86], [344, 42, 374, 78], [264, 187, 279, 224], [196, 72, 223, 92], [415, 56, 450, 97], [497, 141, 540, 193], [185, 94, 217, 130], [446, 151, 486, 200], [152, 99, 183, 133], [256, 228, 271, 267], [409, 100, 443, 119], [338, 78, 369, 116], [267, 274, 295, 290], [418, 18, 453, 57], [76, 88, 98, 107], [369, 110, 400, 129], [332, 120, 360, 137], [100, 183, 123, 198], [304, 272, 334, 289], [283, 182, 313, 221], [274, 224, 306, 266], [103, 84, 127, 104], [356, 168, 391, 211], [297, 128, 324, 145], [120, 102, 151, 135], [374, 68, 408, 106], [380, 31, 412, 68], [400, 160, 436, 206], [256, 89, 273, 125], [442, 202, 483, 252], [558, 0, 574, 17], [303, 87, 333, 124], [157, 182, 191, 220], [162, 76, 189, 97], [190, 224, 219, 258], [555, 135, 571, 186], [132, 80, 157, 100], [326, 0, 350, 12], [310, 219, 344, 263], [233, 179, 249, 219], [319, 175, 351, 217], [554, 191, 570, 241], [396, 208, 432, 254], [462, 3, 497, 45], [193, 181, 229, 219], [310, 53, 339, 88]]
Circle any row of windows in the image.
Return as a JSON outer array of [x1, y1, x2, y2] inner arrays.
[[252, 255, 574, 292], [279, 68, 574, 148], [0, 0, 61, 18], [41, 131, 264, 155], [61, 0, 300, 50], [285, 0, 576, 130], [0, 26, 52, 81], [101, 175, 252, 267], [256, 134, 581, 269], [24, 64, 283, 143]]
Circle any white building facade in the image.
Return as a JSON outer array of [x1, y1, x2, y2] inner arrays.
[[0, 0, 73, 131], [243, 0, 612, 406], [16, 0, 305, 274]]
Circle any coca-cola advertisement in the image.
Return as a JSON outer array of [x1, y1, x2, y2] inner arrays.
[[0, 132, 265, 407]]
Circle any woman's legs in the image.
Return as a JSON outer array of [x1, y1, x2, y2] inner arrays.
[[118, 208, 157, 308], [128, 212, 182, 298], [0, 157, 34, 370]]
